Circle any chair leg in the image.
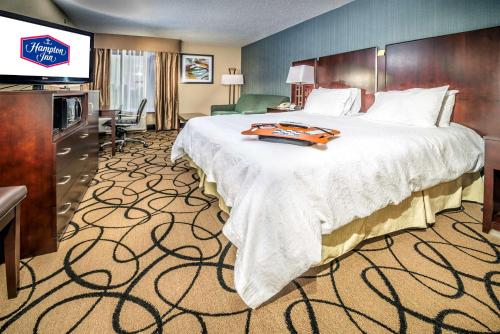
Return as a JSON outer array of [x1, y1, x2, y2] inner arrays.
[[103, 131, 148, 152], [4, 206, 20, 299], [101, 139, 125, 150], [125, 138, 149, 147]]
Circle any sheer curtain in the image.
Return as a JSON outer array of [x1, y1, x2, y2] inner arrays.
[[110, 50, 156, 113]]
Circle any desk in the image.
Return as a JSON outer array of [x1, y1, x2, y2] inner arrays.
[[99, 107, 119, 156]]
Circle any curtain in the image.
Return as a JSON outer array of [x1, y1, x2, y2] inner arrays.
[[155, 52, 179, 130], [90, 48, 111, 107], [109, 50, 156, 113]]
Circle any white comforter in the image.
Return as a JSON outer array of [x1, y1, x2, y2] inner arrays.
[[171, 112, 484, 308]]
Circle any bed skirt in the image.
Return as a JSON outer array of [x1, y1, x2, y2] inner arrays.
[[184, 157, 483, 265]]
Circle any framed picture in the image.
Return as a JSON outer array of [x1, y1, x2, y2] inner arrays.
[[180, 54, 214, 84]]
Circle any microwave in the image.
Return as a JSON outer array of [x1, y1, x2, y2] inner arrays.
[[53, 96, 83, 131]]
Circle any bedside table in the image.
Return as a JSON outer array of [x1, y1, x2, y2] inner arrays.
[[266, 107, 301, 113], [483, 136, 500, 233], [178, 113, 205, 128]]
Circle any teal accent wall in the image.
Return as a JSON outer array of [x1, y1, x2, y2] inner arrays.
[[241, 0, 500, 97]]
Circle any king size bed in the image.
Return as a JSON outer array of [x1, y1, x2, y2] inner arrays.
[[170, 26, 499, 308], [172, 111, 483, 308]]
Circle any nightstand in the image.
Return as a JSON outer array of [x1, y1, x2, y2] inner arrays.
[[178, 113, 205, 128], [483, 136, 500, 233], [266, 107, 301, 113]]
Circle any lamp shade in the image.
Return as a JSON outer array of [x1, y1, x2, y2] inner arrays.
[[286, 65, 315, 84], [221, 74, 244, 85]]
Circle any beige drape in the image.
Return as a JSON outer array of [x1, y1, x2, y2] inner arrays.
[[155, 52, 179, 130], [89, 48, 111, 108]]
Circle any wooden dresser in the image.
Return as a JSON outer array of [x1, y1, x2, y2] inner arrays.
[[0, 90, 99, 257]]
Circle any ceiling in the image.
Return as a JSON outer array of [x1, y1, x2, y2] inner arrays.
[[53, 0, 354, 46]]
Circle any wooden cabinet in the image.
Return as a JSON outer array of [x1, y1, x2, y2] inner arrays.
[[0, 90, 99, 257], [483, 136, 500, 233]]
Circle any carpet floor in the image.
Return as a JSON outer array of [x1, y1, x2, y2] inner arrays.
[[0, 131, 499, 333]]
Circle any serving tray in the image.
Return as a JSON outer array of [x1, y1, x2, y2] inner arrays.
[[241, 122, 340, 146]]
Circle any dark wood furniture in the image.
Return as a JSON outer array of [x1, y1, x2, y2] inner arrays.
[[266, 107, 297, 113], [484, 137, 500, 232], [292, 26, 500, 133], [99, 107, 119, 156], [316, 47, 377, 112], [0, 91, 99, 258], [0, 186, 26, 298], [384, 26, 500, 137], [292, 48, 378, 111], [179, 113, 205, 128]]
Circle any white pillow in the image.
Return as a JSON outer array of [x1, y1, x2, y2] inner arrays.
[[363, 85, 449, 127], [348, 88, 362, 115], [384, 87, 458, 127], [303, 88, 351, 116], [437, 90, 459, 127], [318, 87, 361, 115]]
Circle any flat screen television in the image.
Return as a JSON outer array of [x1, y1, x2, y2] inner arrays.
[[0, 10, 93, 85]]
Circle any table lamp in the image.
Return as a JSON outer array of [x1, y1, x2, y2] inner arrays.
[[286, 65, 315, 107]]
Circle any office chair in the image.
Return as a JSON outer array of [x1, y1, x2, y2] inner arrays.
[[101, 98, 149, 152]]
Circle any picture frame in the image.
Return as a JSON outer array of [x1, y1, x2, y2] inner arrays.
[[180, 53, 214, 84]]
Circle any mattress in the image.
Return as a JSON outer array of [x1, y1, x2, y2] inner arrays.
[[171, 112, 484, 308]]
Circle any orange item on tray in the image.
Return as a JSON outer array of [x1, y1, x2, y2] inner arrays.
[[241, 122, 340, 146]]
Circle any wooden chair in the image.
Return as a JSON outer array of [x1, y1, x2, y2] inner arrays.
[[0, 186, 27, 299]]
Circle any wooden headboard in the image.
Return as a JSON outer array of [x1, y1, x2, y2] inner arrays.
[[385, 26, 500, 136], [315, 47, 377, 112]]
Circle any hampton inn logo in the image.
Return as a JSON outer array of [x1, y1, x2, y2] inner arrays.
[[20, 35, 70, 67]]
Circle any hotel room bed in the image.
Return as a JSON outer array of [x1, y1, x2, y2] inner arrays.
[[171, 111, 484, 308]]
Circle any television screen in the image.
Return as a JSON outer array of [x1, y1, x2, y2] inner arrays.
[[0, 10, 93, 84]]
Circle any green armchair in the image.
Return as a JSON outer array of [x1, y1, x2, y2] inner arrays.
[[211, 94, 290, 116]]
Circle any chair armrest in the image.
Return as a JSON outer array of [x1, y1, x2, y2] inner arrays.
[[118, 112, 136, 117], [211, 104, 236, 112], [117, 112, 137, 120]]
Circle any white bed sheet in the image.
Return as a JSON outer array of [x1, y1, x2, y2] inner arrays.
[[171, 112, 484, 308]]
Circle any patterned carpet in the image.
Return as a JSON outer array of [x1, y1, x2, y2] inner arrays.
[[0, 131, 499, 333]]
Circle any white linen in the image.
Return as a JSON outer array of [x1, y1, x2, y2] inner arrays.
[[318, 87, 361, 115], [303, 88, 351, 116], [363, 86, 449, 127], [171, 112, 483, 309], [348, 88, 362, 115], [437, 90, 459, 127]]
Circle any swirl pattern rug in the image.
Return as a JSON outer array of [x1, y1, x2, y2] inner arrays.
[[0, 131, 499, 333]]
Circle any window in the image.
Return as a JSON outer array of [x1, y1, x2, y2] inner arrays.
[[110, 50, 156, 113]]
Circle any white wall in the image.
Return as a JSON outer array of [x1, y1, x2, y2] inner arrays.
[[0, 0, 71, 26]]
